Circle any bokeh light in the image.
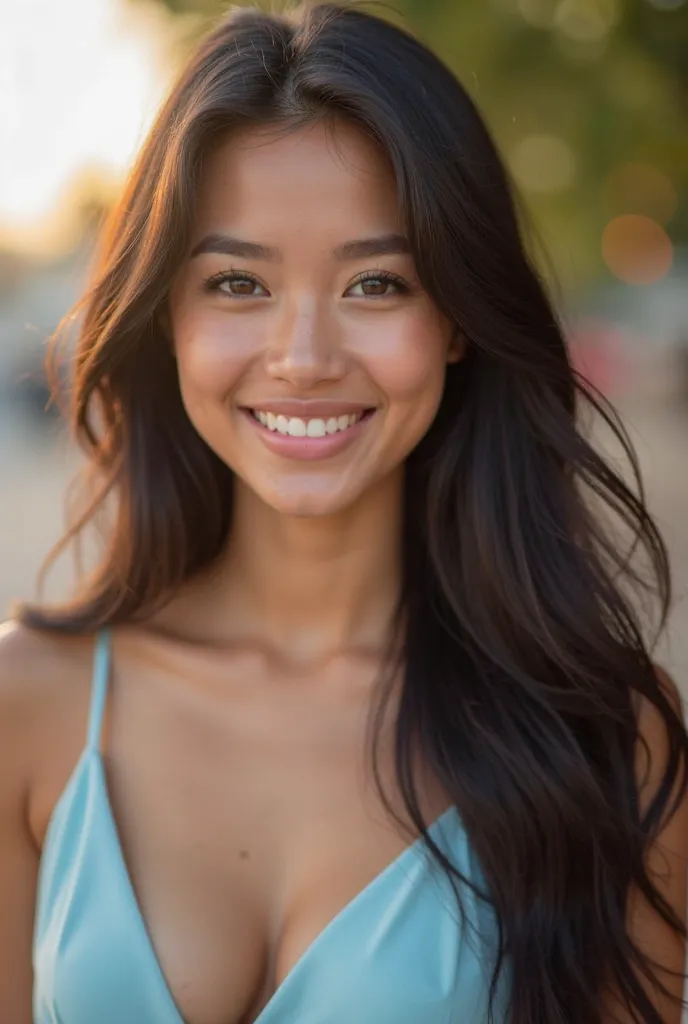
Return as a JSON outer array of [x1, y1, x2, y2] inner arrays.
[[517, 0, 557, 27], [510, 134, 577, 193], [554, 0, 621, 41], [601, 214, 674, 284]]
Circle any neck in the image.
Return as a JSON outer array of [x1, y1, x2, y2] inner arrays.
[[209, 471, 404, 662]]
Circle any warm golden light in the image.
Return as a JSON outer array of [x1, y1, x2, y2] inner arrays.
[[601, 214, 673, 285], [0, 0, 176, 257]]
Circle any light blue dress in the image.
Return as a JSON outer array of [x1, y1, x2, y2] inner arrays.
[[33, 629, 510, 1023]]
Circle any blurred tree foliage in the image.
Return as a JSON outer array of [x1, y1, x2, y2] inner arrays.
[[135, 0, 687, 293]]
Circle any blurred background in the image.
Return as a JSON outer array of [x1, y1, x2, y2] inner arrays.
[[0, 0, 686, 685]]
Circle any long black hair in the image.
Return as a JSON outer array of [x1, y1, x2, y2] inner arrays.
[[20, 2, 688, 1020]]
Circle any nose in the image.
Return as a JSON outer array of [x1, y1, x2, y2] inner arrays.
[[264, 296, 346, 388]]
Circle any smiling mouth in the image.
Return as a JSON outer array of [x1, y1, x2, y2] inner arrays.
[[247, 408, 375, 437]]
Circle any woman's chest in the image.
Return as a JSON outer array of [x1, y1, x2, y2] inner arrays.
[[102, 718, 455, 1022], [36, 662, 462, 1024], [35, 777, 497, 1024]]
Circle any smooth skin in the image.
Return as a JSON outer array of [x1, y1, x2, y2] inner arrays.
[[0, 120, 686, 1024]]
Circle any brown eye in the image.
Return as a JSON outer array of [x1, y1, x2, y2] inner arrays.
[[204, 270, 268, 298], [347, 272, 409, 298]]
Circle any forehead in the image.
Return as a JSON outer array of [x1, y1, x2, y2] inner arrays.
[[193, 119, 402, 236]]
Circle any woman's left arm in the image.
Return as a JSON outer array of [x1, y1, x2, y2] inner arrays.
[[605, 665, 688, 1023]]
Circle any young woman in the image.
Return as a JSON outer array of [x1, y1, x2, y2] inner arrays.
[[1, 3, 686, 1022]]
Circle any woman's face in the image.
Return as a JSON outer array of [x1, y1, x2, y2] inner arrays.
[[169, 119, 463, 517]]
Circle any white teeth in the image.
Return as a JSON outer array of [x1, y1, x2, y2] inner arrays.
[[287, 418, 306, 437], [306, 419, 326, 437], [252, 410, 366, 437]]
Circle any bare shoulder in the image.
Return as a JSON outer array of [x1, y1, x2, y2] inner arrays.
[[0, 618, 95, 712], [0, 621, 99, 1021], [0, 620, 97, 817]]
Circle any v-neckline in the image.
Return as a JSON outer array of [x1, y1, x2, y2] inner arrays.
[[89, 748, 457, 1024]]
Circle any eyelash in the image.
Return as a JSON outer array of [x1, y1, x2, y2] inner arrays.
[[202, 267, 411, 299]]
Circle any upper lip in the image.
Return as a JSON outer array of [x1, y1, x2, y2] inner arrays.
[[241, 400, 375, 417]]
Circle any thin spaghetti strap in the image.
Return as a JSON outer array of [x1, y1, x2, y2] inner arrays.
[[86, 628, 111, 752]]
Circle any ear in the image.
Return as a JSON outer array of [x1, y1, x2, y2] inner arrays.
[[446, 325, 466, 365]]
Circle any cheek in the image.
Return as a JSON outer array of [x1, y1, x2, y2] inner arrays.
[[365, 320, 449, 408], [174, 313, 251, 398]]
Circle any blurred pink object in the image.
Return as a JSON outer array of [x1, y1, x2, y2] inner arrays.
[[567, 317, 629, 397]]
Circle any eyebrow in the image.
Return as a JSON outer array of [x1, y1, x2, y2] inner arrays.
[[189, 232, 411, 261]]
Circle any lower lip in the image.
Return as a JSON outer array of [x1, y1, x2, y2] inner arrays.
[[241, 409, 374, 461]]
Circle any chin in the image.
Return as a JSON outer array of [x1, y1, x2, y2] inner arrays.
[[269, 494, 351, 518], [256, 482, 361, 519]]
